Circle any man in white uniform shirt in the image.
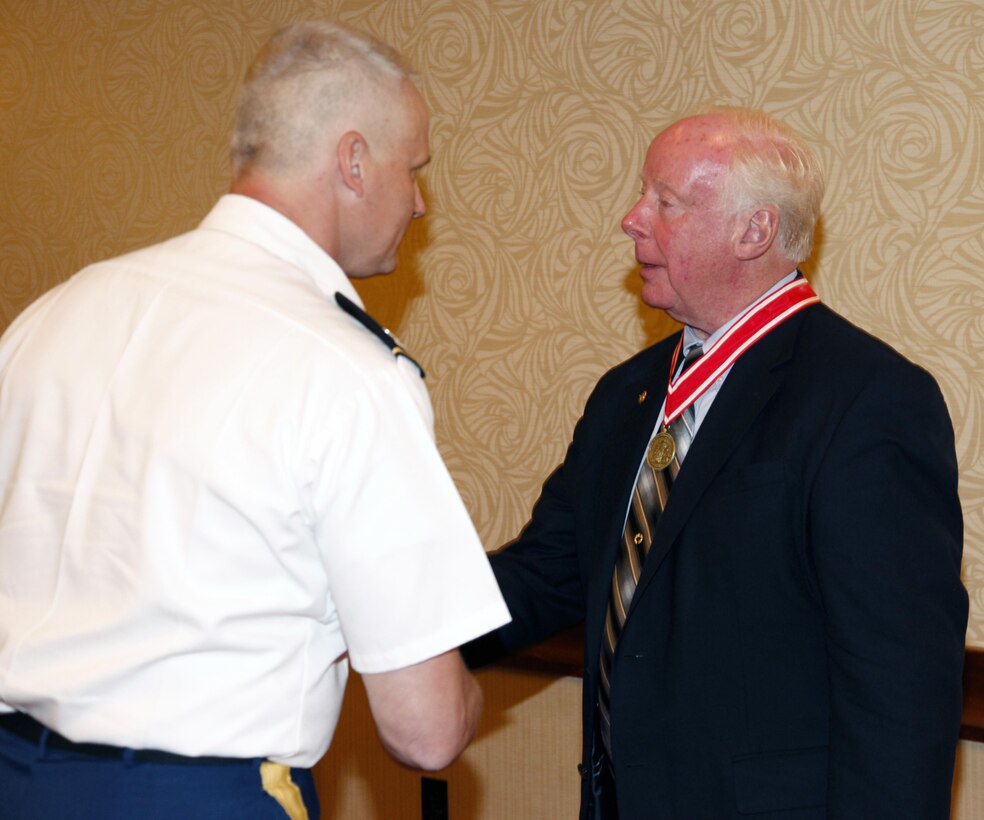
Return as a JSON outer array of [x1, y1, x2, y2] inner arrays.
[[0, 21, 509, 820]]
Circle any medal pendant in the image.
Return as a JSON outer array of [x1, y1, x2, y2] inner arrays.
[[646, 427, 676, 471]]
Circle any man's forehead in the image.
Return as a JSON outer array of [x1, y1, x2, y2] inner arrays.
[[652, 117, 733, 155], [641, 149, 729, 202]]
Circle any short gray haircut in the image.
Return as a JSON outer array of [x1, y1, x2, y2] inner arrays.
[[704, 107, 825, 264], [231, 21, 418, 177]]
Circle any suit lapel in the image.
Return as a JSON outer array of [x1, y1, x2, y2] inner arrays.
[[627, 312, 804, 614]]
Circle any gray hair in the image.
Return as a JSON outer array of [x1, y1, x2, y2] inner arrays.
[[231, 21, 418, 177], [704, 107, 825, 264]]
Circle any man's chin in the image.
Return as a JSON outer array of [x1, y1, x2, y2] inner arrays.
[[639, 286, 671, 311], [348, 260, 397, 279]]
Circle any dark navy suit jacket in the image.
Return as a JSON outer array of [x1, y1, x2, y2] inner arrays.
[[475, 303, 966, 819]]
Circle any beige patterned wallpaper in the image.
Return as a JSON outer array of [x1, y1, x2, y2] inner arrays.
[[3, 1, 983, 816]]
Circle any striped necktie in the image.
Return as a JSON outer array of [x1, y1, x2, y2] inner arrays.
[[597, 343, 704, 762]]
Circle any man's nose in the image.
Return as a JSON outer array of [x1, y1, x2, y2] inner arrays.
[[621, 202, 644, 239], [412, 181, 426, 219]]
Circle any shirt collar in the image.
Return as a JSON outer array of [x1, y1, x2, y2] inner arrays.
[[683, 269, 800, 354], [198, 194, 364, 308]]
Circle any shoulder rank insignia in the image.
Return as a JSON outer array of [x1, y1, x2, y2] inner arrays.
[[334, 292, 425, 379]]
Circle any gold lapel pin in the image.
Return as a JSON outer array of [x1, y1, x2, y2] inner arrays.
[[637, 390, 647, 405]]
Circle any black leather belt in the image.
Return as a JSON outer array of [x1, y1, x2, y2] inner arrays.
[[0, 711, 249, 766]]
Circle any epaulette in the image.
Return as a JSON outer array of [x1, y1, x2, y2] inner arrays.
[[334, 292, 425, 379]]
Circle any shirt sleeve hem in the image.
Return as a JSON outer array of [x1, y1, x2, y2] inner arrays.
[[348, 602, 512, 674]]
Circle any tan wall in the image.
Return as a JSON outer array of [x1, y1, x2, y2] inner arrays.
[[2, 0, 982, 816]]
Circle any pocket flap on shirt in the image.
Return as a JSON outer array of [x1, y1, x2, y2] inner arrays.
[[733, 746, 827, 815]]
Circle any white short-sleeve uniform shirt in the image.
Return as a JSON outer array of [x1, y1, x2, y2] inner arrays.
[[0, 195, 510, 767]]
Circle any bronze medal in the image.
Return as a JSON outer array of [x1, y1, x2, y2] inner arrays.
[[646, 428, 676, 471]]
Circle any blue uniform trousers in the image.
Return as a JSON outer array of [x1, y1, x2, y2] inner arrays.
[[0, 719, 320, 819]]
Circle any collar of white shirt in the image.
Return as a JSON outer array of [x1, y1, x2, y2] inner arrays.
[[200, 193, 364, 309]]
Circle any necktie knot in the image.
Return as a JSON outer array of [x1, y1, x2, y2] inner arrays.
[[675, 343, 704, 382]]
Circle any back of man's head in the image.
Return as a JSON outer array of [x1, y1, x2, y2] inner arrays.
[[230, 21, 418, 179], [705, 107, 825, 265]]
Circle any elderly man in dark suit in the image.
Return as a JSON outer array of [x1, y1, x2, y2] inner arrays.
[[467, 108, 966, 819]]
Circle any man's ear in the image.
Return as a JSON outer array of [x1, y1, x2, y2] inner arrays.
[[338, 131, 367, 196], [735, 207, 779, 261]]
